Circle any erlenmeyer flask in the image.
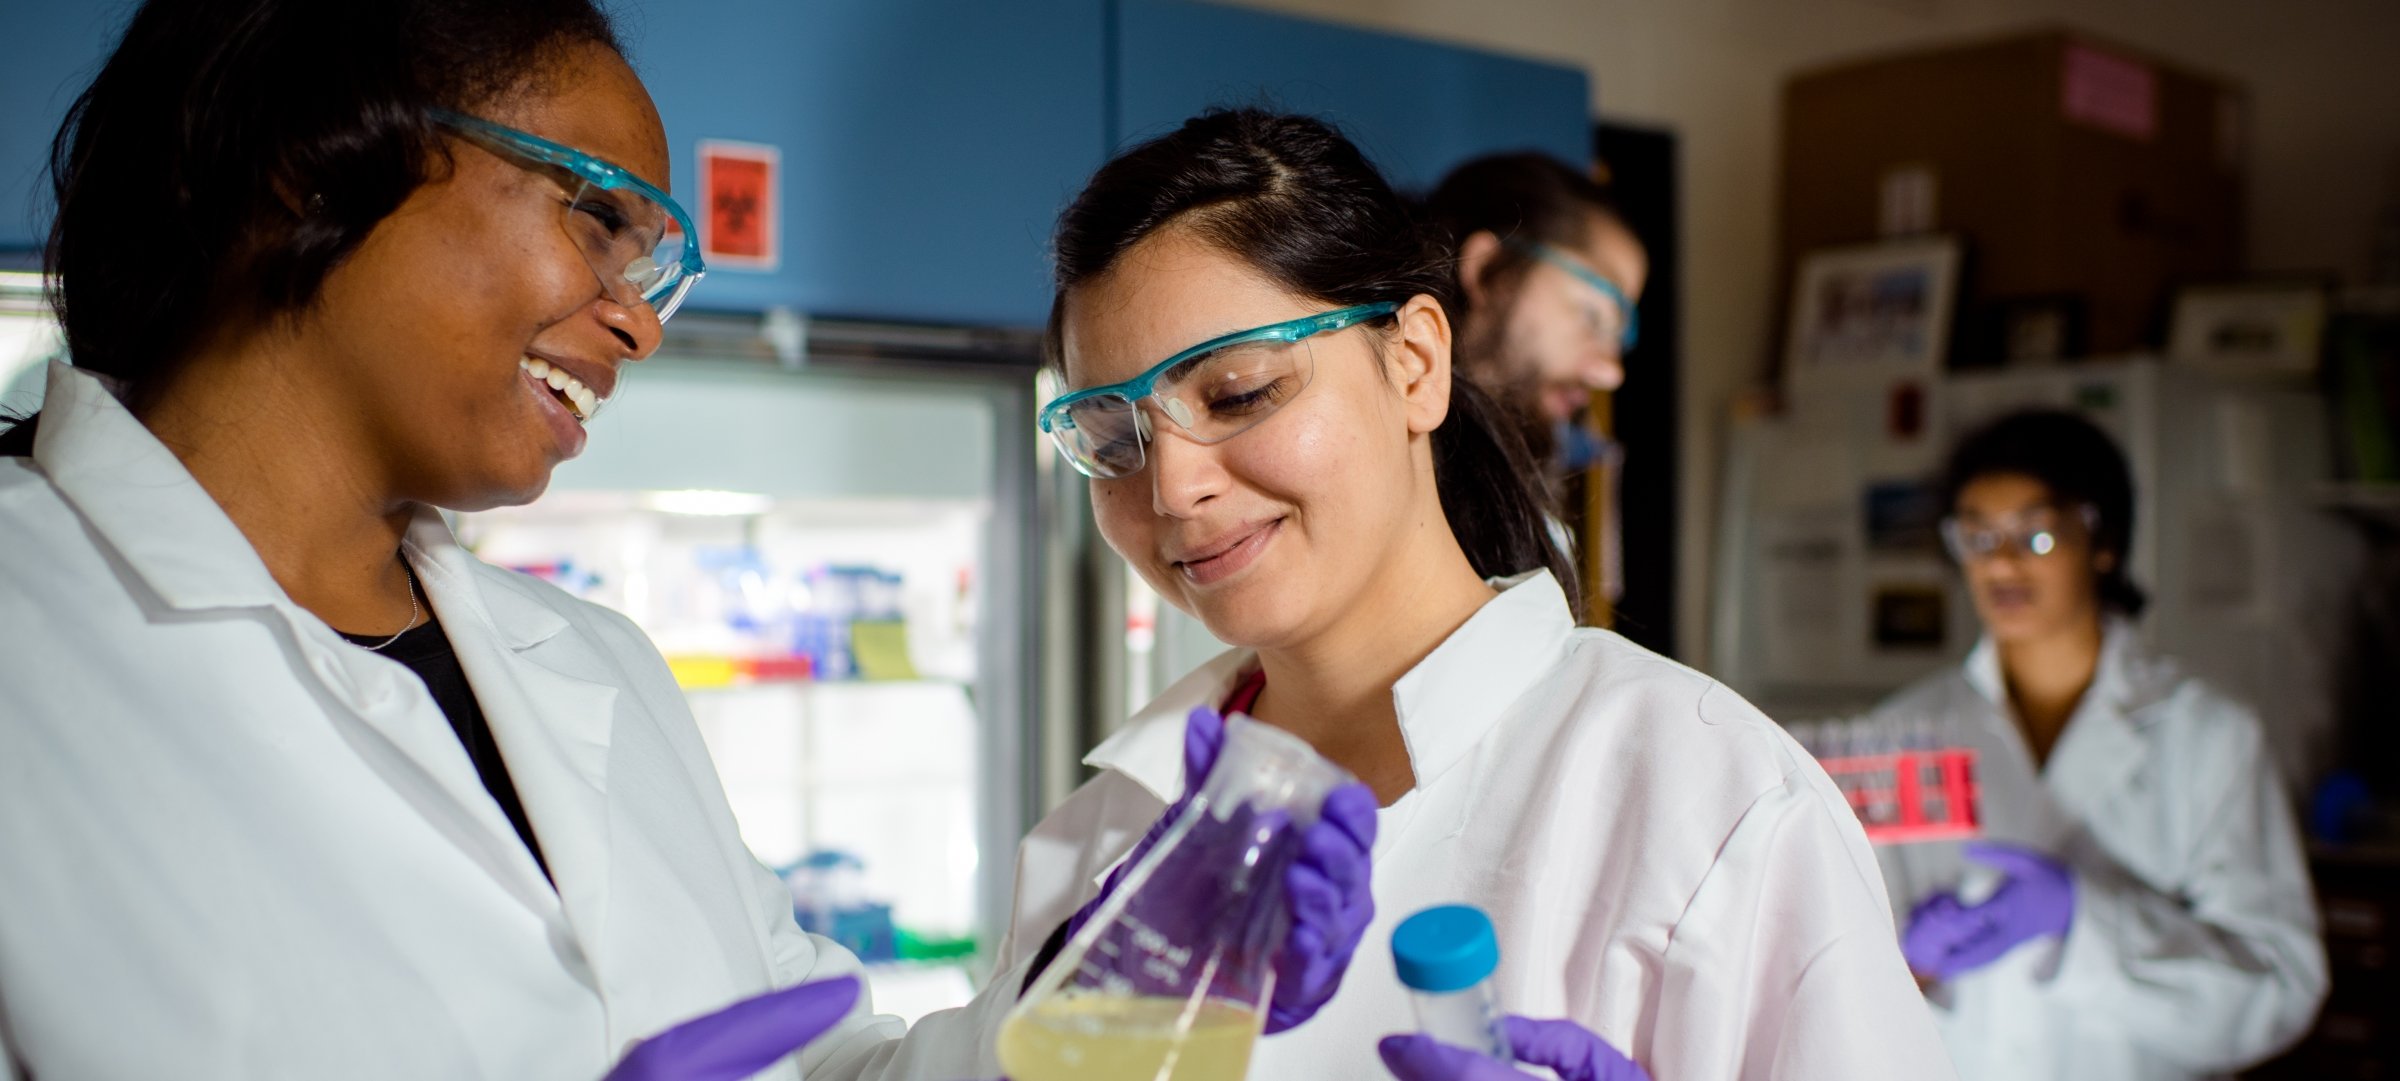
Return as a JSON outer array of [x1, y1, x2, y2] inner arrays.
[[998, 713, 1355, 1081]]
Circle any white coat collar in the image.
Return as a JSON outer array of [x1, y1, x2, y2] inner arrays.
[[1086, 570, 1576, 803], [409, 511, 625, 957], [1087, 648, 1258, 805], [1961, 617, 2167, 805], [36, 363, 619, 928], [404, 510, 572, 653], [32, 362, 287, 611], [35, 361, 580, 657], [1961, 616, 2167, 727]]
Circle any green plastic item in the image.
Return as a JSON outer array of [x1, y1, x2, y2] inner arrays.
[[894, 929, 980, 962]]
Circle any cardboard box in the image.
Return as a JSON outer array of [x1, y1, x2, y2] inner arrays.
[[1780, 29, 2246, 360]]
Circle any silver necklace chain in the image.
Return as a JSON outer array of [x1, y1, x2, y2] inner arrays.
[[356, 562, 422, 652]]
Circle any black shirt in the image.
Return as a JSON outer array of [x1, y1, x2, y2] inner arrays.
[[340, 605, 554, 883]]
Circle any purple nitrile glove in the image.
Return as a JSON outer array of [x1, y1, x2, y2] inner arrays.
[[605, 975, 860, 1081], [1378, 1017, 1652, 1081], [1062, 706, 1231, 941], [1901, 840, 2076, 981], [1062, 706, 1378, 1035], [1268, 780, 1376, 1033]]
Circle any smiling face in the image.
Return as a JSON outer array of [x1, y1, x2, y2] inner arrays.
[[1461, 212, 1647, 423], [1059, 225, 1454, 649], [1952, 472, 2109, 645], [283, 41, 669, 512]]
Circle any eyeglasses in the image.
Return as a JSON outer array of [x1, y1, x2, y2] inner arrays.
[[1939, 505, 2098, 562], [1509, 239, 1639, 352], [1038, 302, 1399, 479], [432, 110, 706, 322]]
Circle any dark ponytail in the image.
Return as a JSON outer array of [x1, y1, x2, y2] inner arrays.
[[1435, 376, 1576, 601], [1048, 108, 1577, 612]]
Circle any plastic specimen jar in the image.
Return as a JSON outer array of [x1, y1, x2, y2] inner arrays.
[[1391, 904, 1514, 1064]]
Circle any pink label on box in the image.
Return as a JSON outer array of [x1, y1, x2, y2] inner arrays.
[[2061, 42, 2157, 142]]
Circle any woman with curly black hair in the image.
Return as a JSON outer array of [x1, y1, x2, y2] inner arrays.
[[1868, 410, 2325, 1081]]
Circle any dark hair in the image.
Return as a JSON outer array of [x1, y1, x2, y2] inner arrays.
[[28, 0, 619, 423], [1048, 108, 1579, 614], [1421, 151, 1626, 318], [1942, 409, 2147, 617]]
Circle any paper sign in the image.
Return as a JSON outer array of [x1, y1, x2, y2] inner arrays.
[[698, 140, 779, 270], [2061, 43, 2157, 142], [2182, 499, 2260, 617], [1758, 505, 1849, 679]]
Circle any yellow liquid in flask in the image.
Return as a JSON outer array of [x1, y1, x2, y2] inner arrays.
[[997, 993, 1261, 1081]]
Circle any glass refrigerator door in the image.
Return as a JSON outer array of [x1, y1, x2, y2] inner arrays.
[[458, 346, 1042, 1022], [0, 271, 60, 417]]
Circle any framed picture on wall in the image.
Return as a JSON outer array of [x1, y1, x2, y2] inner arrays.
[[1956, 293, 2088, 369], [1784, 237, 1965, 376], [1869, 581, 1947, 651], [2166, 280, 2330, 375]]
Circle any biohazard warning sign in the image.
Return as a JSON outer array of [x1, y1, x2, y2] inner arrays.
[[698, 140, 778, 271]]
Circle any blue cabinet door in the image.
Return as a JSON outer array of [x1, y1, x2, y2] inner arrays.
[[2, 3, 1109, 327], [1, 7, 129, 252], [6, 3, 1580, 323], [633, 0, 1107, 327], [1113, 1, 1591, 195]]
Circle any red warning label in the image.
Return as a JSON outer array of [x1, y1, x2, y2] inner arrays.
[[698, 140, 778, 270]]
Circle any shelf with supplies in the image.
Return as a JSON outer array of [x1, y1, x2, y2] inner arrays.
[[2316, 483, 2400, 533], [457, 486, 995, 1016]]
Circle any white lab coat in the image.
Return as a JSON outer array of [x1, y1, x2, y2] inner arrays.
[[991, 571, 1957, 1080], [0, 363, 1013, 1080], [1869, 623, 2328, 1081]]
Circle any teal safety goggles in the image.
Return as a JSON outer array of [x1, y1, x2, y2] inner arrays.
[[1509, 239, 1639, 352], [1038, 302, 1399, 479], [434, 109, 707, 322]]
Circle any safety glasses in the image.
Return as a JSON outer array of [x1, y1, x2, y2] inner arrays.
[[1939, 504, 2098, 562], [1038, 302, 1399, 479], [1510, 239, 1639, 352], [433, 110, 706, 322]]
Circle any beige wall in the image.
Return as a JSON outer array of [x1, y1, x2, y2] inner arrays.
[[1232, 0, 2400, 664]]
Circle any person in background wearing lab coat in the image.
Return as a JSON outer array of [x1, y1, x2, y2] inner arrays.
[[0, 3, 1374, 1079], [1422, 153, 1647, 467], [1868, 410, 2327, 1080], [1017, 107, 1954, 1081]]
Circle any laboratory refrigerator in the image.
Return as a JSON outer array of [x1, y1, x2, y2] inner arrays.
[[453, 313, 1096, 1021]]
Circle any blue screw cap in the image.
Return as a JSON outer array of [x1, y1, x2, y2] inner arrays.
[[1391, 904, 1501, 993]]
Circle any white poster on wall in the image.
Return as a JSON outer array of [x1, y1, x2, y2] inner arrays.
[[1757, 504, 1851, 681]]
